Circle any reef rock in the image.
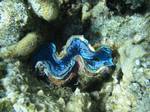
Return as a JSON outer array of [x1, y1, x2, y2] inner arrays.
[[0, 32, 41, 58], [28, 0, 59, 22], [65, 88, 94, 112], [87, 1, 150, 112], [0, 60, 65, 112], [0, 0, 29, 46]]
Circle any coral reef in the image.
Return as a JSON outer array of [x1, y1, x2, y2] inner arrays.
[[0, 0, 149, 112]]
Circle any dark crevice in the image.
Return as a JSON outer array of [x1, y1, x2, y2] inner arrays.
[[81, 73, 113, 92], [106, 0, 147, 15], [81, 78, 104, 92], [116, 69, 123, 84]]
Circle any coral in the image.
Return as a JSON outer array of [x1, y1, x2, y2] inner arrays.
[[106, 0, 146, 14], [88, 1, 150, 112], [90, 1, 149, 47], [0, 32, 41, 58], [91, 40, 150, 112], [0, 0, 29, 46], [65, 88, 93, 112], [81, 2, 92, 22], [0, 98, 13, 111], [123, 0, 145, 10], [28, 0, 59, 21], [105, 40, 148, 112], [0, 60, 68, 112], [0, 0, 149, 112]]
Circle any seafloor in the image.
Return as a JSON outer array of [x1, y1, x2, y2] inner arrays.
[[0, 0, 149, 112]]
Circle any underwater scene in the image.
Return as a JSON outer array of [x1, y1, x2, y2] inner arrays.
[[0, 0, 149, 112]]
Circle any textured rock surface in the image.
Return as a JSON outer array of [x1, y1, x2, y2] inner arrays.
[[65, 88, 95, 112], [123, 0, 145, 9], [28, 0, 59, 21], [88, 1, 150, 112], [1, 60, 67, 112], [0, 0, 29, 46]]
